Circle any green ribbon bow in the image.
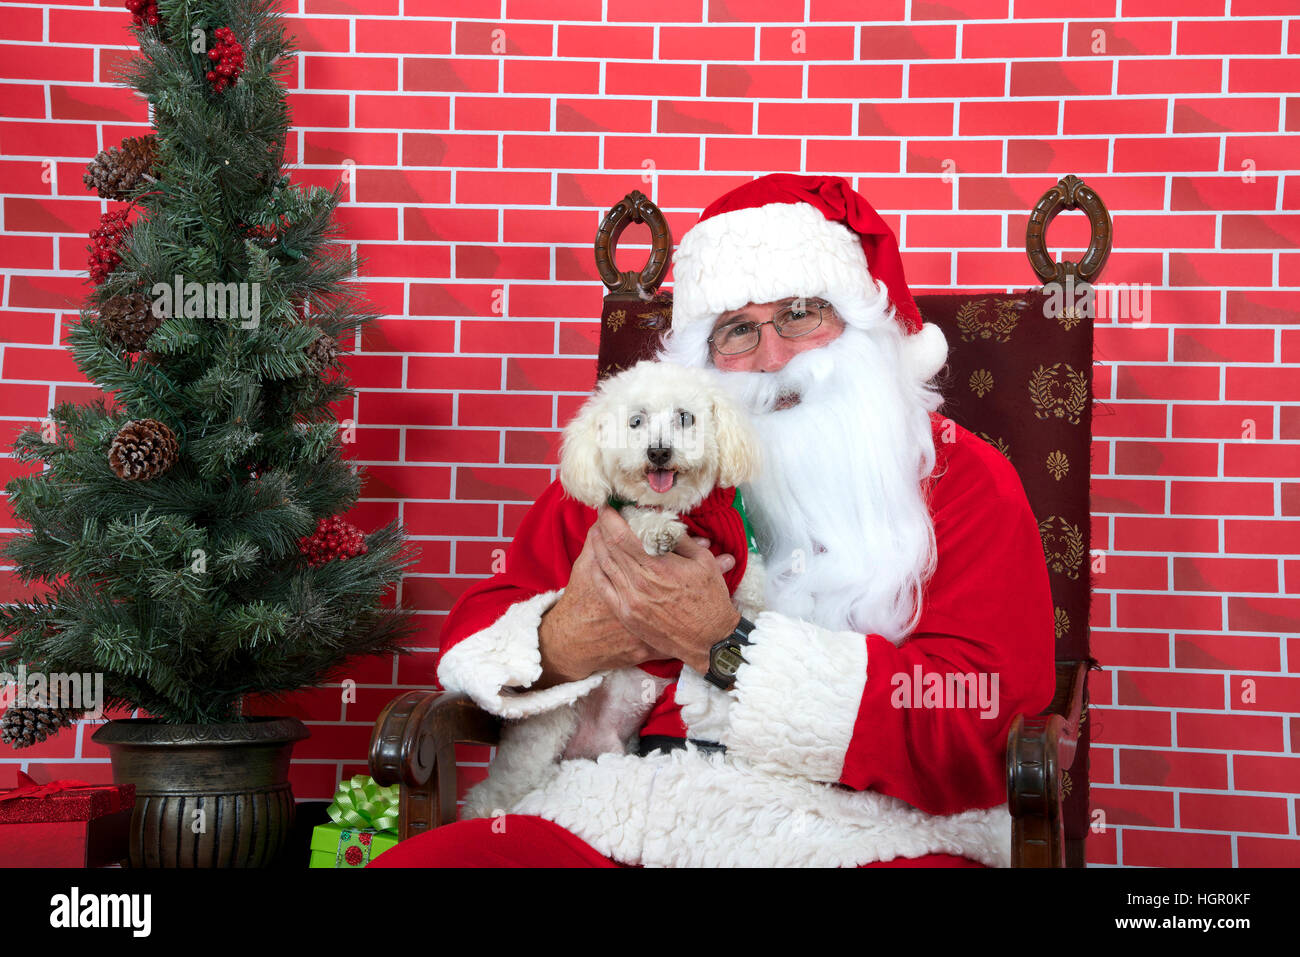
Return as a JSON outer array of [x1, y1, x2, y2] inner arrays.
[[327, 774, 400, 833]]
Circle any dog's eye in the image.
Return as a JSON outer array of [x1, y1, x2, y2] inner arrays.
[[628, 414, 644, 428], [678, 410, 694, 428]]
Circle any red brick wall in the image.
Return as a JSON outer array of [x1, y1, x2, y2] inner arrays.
[[2, 1, 1298, 868]]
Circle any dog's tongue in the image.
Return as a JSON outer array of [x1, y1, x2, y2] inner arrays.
[[648, 469, 676, 493]]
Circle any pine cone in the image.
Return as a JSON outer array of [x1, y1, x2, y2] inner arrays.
[[100, 292, 162, 351], [1, 705, 85, 750], [108, 418, 179, 481], [83, 135, 158, 201], [307, 331, 339, 367]]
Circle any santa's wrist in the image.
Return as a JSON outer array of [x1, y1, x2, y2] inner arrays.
[[694, 609, 742, 673], [536, 606, 584, 686], [437, 589, 606, 719]]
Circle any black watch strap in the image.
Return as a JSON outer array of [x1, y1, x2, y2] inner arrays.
[[704, 615, 755, 690]]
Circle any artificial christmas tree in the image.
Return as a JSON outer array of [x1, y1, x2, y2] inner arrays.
[[0, 0, 416, 867]]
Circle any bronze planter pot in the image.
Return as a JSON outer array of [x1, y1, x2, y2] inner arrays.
[[91, 716, 309, 868]]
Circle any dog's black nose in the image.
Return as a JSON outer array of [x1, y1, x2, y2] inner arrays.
[[647, 446, 672, 467]]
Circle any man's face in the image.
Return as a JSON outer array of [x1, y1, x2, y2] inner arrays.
[[708, 298, 847, 409]]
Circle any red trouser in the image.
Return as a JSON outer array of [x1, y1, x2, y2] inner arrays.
[[366, 814, 987, 868]]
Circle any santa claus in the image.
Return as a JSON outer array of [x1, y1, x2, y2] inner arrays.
[[369, 173, 1057, 868]]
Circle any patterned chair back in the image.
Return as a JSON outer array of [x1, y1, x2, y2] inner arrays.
[[591, 177, 1109, 864]]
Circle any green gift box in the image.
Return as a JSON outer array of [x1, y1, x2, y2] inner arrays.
[[307, 774, 401, 869], [309, 822, 398, 868]]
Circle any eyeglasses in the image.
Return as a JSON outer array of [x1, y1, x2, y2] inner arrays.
[[706, 298, 833, 356]]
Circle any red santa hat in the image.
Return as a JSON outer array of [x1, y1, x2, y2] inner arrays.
[[666, 173, 948, 382]]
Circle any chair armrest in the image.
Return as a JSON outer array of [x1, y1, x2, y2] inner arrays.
[[1006, 660, 1089, 867], [369, 691, 502, 839]]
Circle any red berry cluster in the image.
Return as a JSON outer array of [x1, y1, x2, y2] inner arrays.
[[88, 209, 132, 285], [124, 0, 159, 28], [299, 516, 368, 568], [244, 214, 292, 241], [205, 28, 245, 94]]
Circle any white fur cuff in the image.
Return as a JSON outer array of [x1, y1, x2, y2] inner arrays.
[[721, 610, 867, 782], [436, 589, 606, 720]]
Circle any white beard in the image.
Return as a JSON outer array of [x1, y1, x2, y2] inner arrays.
[[709, 322, 944, 644]]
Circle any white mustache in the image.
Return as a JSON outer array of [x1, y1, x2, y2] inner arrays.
[[709, 340, 842, 414]]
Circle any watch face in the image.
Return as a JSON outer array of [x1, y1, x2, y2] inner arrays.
[[714, 645, 746, 677]]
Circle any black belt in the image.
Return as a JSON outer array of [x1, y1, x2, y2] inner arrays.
[[636, 735, 727, 757]]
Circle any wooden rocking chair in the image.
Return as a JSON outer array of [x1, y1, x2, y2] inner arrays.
[[370, 175, 1108, 868]]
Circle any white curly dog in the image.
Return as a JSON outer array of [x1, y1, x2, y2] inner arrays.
[[551, 360, 769, 760], [558, 359, 766, 618]]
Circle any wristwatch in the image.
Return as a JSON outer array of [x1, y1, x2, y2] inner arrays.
[[704, 615, 755, 690]]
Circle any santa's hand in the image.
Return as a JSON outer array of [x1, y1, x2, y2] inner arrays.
[[589, 506, 741, 675], [534, 522, 662, 688]]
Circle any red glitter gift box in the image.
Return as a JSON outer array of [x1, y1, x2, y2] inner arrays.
[[0, 771, 135, 868]]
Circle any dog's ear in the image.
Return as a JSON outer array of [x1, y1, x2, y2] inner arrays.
[[710, 387, 762, 487], [559, 396, 614, 508]]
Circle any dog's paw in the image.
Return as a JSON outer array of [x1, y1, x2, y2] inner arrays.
[[626, 507, 687, 556], [650, 517, 688, 555]]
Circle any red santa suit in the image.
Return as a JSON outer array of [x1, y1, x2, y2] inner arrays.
[[372, 174, 1057, 867], [380, 410, 1055, 868]]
